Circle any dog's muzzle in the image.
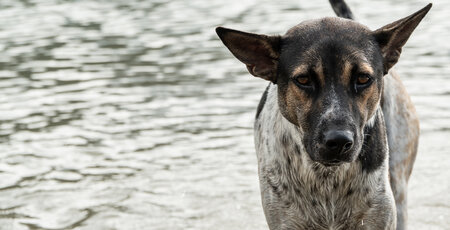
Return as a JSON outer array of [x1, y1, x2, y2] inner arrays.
[[319, 130, 354, 165]]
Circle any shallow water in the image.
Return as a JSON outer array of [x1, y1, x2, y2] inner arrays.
[[0, 0, 448, 229]]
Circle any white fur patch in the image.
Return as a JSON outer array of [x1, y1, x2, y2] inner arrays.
[[365, 112, 376, 128], [321, 85, 340, 121]]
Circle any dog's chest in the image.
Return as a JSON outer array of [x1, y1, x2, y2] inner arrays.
[[257, 150, 376, 230], [280, 174, 375, 230]]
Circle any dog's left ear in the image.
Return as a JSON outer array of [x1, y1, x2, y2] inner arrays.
[[373, 3, 432, 75], [216, 27, 280, 83]]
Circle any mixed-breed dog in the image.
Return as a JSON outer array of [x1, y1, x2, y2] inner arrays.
[[216, 0, 431, 229]]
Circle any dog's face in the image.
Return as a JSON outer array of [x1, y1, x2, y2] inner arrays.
[[275, 18, 383, 165], [217, 5, 430, 166]]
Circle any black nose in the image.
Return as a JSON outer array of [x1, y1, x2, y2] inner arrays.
[[324, 130, 354, 154]]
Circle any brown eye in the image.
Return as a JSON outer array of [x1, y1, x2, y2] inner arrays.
[[294, 74, 314, 90], [356, 75, 371, 85], [296, 76, 310, 85]]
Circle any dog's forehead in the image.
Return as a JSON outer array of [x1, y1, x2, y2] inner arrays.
[[279, 17, 378, 71], [282, 17, 375, 55], [284, 17, 372, 38]]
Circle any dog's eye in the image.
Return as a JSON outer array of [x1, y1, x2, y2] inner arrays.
[[294, 75, 313, 89], [297, 76, 310, 85], [357, 75, 370, 85], [354, 74, 373, 93], [355, 74, 373, 88]]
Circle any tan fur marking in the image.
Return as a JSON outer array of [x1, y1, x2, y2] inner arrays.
[[359, 62, 374, 75], [313, 61, 325, 87], [341, 61, 353, 84], [285, 82, 313, 126], [357, 83, 380, 124], [342, 58, 377, 123], [292, 64, 308, 77], [343, 50, 373, 73]]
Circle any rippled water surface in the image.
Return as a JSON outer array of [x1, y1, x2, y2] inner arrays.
[[0, 0, 448, 229]]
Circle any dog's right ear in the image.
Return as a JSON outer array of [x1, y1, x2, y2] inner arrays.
[[372, 3, 432, 75], [216, 27, 280, 83]]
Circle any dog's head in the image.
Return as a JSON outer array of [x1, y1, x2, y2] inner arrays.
[[216, 4, 431, 166]]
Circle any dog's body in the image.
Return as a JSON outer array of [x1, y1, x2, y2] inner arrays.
[[254, 71, 418, 229], [216, 1, 429, 229]]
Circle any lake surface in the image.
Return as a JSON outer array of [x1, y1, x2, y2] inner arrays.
[[0, 0, 448, 229]]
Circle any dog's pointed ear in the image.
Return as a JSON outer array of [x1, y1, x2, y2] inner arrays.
[[372, 3, 432, 75], [216, 27, 280, 83]]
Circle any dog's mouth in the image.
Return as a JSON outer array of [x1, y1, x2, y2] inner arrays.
[[320, 159, 345, 167]]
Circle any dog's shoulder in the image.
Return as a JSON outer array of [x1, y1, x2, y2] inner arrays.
[[382, 70, 420, 179]]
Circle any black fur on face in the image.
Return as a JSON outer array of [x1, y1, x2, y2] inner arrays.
[[276, 18, 384, 165]]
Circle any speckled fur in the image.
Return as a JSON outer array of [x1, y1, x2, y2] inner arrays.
[[255, 84, 396, 230]]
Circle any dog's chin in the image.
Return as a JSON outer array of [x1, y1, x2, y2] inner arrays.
[[308, 154, 346, 168], [320, 160, 346, 167], [312, 151, 358, 167]]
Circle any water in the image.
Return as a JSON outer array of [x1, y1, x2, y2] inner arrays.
[[0, 0, 448, 229]]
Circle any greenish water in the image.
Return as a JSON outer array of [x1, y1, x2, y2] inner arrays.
[[0, 0, 448, 229]]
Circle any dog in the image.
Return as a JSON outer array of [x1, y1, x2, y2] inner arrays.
[[216, 0, 431, 229]]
